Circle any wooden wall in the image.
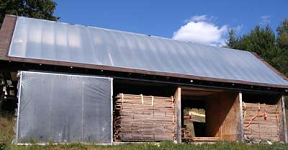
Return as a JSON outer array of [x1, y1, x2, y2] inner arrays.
[[243, 102, 281, 142], [241, 93, 287, 143], [206, 91, 241, 141], [114, 94, 176, 141]]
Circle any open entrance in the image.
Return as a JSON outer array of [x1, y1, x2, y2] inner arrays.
[[181, 87, 240, 142], [182, 100, 206, 138]]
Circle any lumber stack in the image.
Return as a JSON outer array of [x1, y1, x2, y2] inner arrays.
[[243, 102, 280, 142], [192, 137, 219, 142], [114, 93, 176, 142]]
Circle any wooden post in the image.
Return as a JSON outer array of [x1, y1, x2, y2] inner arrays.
[[281, 96, 287, 143], [174, 87, 181, 143], [239, 92, 244, 142]]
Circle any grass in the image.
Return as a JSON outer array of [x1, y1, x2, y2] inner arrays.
[[2, 141, 288, 150], [0, 113, 15, 150]]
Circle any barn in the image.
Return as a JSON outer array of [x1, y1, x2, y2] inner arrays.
[[0, 15, 287, 144]]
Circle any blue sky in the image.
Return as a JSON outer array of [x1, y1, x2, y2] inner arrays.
[[54, 0, 288, 46]]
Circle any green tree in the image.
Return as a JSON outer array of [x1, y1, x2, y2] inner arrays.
[[274, 19, 288, 76], [227, 29, 238, 48], [277, 19, 288, 50], [226, 24, 286, 76], [0, 0, 59, 27], [0, 0, 59, 115]]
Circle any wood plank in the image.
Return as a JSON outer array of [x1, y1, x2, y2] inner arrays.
[[243, 101, 281, 142], [114, 93, 176, 142], [192, 137, 220, 142], [175, 87, 181, 143], [281, 96, 287, 143], [239, 92, 244, 142]]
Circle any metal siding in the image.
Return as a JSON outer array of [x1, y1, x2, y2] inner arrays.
[[8, 17, 288, 86]]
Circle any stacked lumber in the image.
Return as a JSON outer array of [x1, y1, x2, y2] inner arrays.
[[243, 102, 280, 142], [114, 93, 176, 142], [192, 137, 219, 142]]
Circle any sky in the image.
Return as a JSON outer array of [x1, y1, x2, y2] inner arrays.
[[54, 0, 288, 46]]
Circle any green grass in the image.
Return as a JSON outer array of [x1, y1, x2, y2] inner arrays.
[[2, 141, 288, 150], [0, 113, 15, 150]]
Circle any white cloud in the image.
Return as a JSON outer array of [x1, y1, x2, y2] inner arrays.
[[260, 15, 271, 25], [189, 15, 207, 22], [185, 15, 217, 23], [173, 15, 228, 46]]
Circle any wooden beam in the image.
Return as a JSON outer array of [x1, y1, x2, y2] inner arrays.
[[111, 79, 113, 144], [174, 87, 181, 143], [239, 92, 244, 142], [281, 95, 287, 143]]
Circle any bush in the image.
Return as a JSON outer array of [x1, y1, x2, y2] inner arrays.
[[0, 142, 7, 150]]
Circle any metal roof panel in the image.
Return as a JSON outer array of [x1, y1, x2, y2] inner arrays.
[[8, 17, 288, 87]]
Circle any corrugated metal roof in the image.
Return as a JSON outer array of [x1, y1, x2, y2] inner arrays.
[[8, 16, 288, 87]]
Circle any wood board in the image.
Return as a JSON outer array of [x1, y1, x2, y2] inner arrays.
[[114, 93, 176, 142], [243, 102, 280, 142]]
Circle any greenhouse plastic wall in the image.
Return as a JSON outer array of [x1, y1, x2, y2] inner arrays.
[[16, 71, 113, 144]]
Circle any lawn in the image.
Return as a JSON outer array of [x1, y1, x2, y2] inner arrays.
[[2, 141, 288, 150]]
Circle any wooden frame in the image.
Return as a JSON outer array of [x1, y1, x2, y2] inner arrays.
[[174, 87, 181, 143], [241, 93, 285, 142], [281, 96, 288, 143], [239, 92, 244, 142]]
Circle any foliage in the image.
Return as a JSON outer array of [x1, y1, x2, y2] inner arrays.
[[275, 19, 288, 77], [277, 19, 288, 50], [0, 114, 15, 150], [226, 21, 288, 77], [0, 0, 59, 27]]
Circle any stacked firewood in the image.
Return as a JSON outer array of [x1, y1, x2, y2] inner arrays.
[[114, 93, 176, 142], [243, 102, 280, 142]]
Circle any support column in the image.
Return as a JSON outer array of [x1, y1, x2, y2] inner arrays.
[[174, 87, 181, 143], [281, 96, 287, 143], [239, 92, 244, 142]]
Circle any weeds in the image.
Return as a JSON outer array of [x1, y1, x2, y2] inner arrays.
[[2, 138, 288, 150], [0, 113, 15, 150]]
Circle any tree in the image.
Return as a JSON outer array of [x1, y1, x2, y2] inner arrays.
[[226, 29, 238, 48], [274, 19, 288, 76], [226, 22, 288, 76], [0, 0, 59, 114], [226, 25, 281, 66], [277, 19, 288, 51], [0, 0, 59, 27]]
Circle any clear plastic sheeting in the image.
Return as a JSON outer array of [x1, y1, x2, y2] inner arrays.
[[16, 71, 113, 144], [9, 17, 288, 87]]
